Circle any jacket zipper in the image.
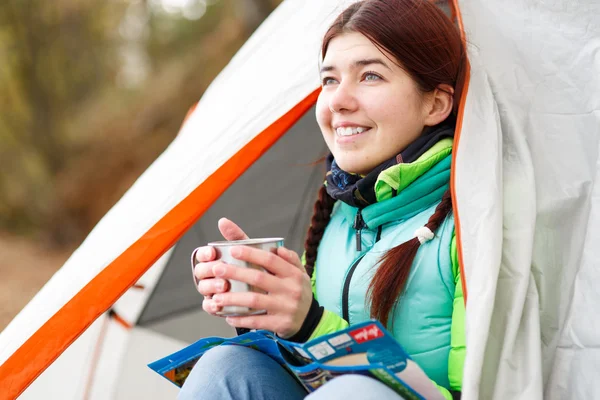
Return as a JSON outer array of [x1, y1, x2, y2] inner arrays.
[[342, 255, 365, 323], [341, 214, 382, 323], [353, 210, 365, 252]]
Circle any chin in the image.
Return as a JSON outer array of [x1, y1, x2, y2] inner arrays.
[[335, 160, 368, 175]]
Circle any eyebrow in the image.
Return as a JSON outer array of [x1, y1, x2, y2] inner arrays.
[[320, 58, 392, 73]]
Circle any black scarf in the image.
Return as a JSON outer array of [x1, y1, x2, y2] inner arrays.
[[325, 122, 454, 208]]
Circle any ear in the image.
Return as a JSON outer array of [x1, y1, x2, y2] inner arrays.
[[423, 84, 454, 126]]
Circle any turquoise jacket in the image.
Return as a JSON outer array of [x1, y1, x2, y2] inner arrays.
[[307, 139, 465, 399]]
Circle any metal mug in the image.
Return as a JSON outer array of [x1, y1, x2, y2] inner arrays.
[[191, 237, 284, 316]]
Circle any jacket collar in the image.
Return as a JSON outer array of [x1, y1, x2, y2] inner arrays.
[[338, 139, 453, 228], [325, 123, 454, 208]]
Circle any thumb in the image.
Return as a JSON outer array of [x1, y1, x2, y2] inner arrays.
[[218, 218, 249, 241]]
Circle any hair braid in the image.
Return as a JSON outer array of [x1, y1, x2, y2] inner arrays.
[[367, 189, 453, 327], [304, 185, 336, 278]]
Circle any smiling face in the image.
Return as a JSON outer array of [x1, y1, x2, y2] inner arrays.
[[316, 32, 429, 176]]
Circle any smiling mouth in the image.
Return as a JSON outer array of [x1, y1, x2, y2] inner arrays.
[[335, 127, 371, 137]]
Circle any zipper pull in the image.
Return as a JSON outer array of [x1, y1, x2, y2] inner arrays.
[[353, 210, 364, 252]]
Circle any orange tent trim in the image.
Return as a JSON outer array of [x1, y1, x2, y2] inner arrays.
[[449, 0, 470, 304], [0, 88, 321, 400], [108, 309, 133, 330]]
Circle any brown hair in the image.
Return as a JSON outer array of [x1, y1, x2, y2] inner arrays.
[[304, 0, 464, 327], [322, 0, 465, 114]]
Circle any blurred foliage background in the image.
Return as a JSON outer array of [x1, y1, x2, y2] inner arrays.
[[0, 0, 281, 328], [0, 0, 282, 247]]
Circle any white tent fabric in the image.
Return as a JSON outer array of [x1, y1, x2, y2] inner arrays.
[[1, 0, 599, 399], [16, 250, 180, 399], [456, 1, 600, 399]]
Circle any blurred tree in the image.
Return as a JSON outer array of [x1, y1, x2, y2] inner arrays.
[[237, 0, 276, 31], [0, 0, 126, 243], [0, 0, 281, 248]]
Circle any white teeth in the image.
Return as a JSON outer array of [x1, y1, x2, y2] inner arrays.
[[335, 126, 368, 136]]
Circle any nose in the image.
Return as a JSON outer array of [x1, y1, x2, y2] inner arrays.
[[329, 82, 358, 114]]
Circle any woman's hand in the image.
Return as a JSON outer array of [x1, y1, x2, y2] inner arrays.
[[193, 218, 313, 338], [193, 218, 249, 316], [210, 245, 313, 339]]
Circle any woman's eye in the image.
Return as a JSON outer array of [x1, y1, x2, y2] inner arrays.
[[322, 77, 338, 86], [363, 72, 382, 82]]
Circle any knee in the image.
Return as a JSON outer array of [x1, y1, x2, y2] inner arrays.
[[307, 374, 399, 400], [178, 346, 258, 399], [314, 374, 372, 393], [196, 344, 249, 369], [194, 346, 255, 375], [185, 346, 248, 382]]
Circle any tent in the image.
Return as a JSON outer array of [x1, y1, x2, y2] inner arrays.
[[7, 106, 327, 400], [1, 0, 599, 399]]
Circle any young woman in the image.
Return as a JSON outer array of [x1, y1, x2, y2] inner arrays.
[[182, 0, 466, 399]]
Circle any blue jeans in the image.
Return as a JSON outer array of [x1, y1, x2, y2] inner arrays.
[[178, 345, 404, 400]]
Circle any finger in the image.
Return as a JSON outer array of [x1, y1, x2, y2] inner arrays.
[[229, 246, 293, 277], [202, 298, 222, 314], [197, 278, 230, 296], [212, 291, 284, 314], [224, 315, 270, 331], [194, 260, 222, 280], [218, 218, 249, 241], [194, 246, 217, 263], [276, 247, 306, 274], [225, 314, 295, 337], [213, 263, 282, 293]]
